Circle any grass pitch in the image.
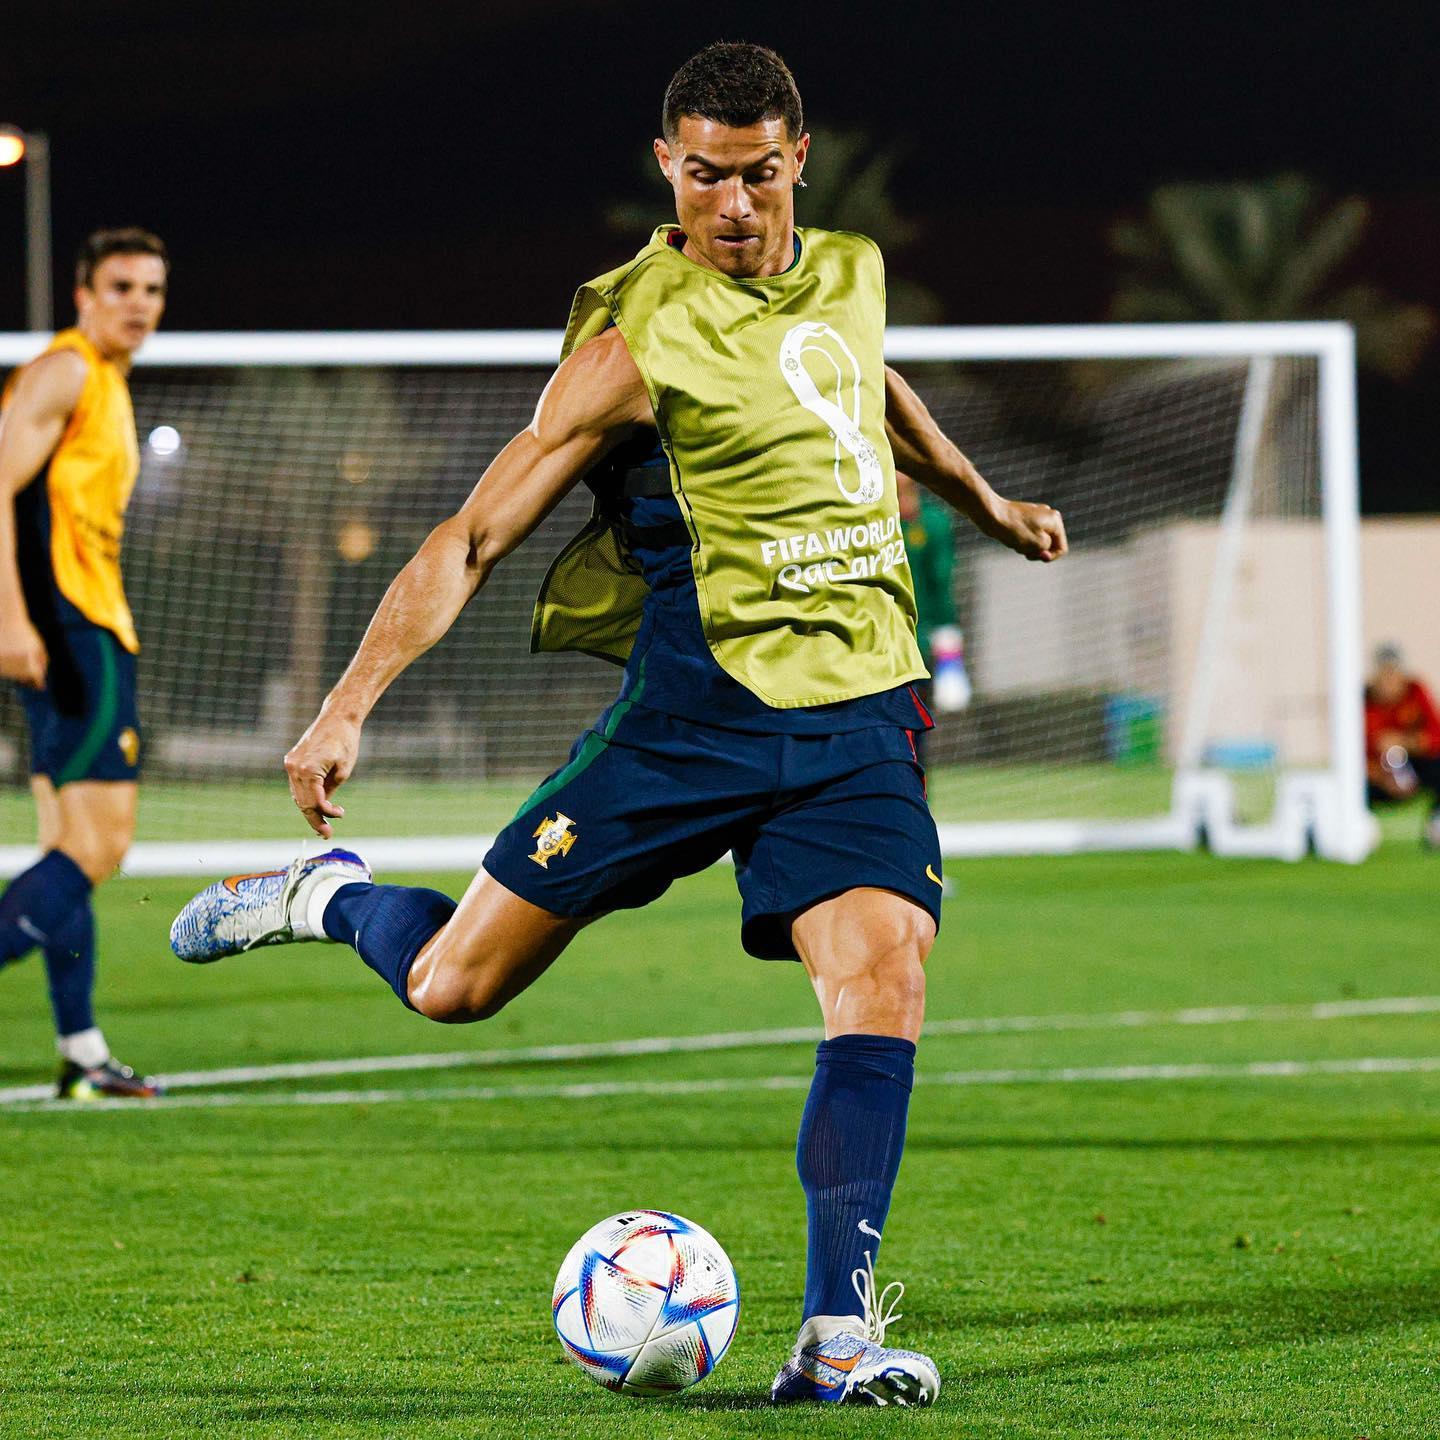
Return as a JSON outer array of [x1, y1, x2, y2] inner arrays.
[[0, 798, 1436, 1438]]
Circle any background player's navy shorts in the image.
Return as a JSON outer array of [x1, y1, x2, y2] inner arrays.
[[18, 623, 142, 786], [484, 700, 943, 960]]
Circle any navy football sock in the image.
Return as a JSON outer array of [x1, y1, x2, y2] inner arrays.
[[796, 1033, 916, 1322], [321, 882, 456, 1010], [0, 850, 92, 965], [43, 902, 97, 1037]]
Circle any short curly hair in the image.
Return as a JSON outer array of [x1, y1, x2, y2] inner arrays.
[[662, 41, 804, 143]]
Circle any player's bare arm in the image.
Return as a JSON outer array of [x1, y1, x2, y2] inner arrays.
[[285, 329, 652, 836], [884, 364, 1067, 562], [0, 350, 88, 687]]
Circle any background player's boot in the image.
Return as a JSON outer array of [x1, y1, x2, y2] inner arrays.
[[170, 850, 370, 963], [771, 1256, 940, 1407], [56, 1056, 162, 1101]]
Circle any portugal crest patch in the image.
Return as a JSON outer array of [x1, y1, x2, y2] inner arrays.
[[118, 727, 141, 767], [529, 813, 577, 868]]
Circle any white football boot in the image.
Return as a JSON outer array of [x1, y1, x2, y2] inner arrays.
[[170, 849, 370, 963], [771, 1252, 940, 1407]]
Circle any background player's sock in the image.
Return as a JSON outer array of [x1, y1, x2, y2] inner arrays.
[[0, 851, 92, 965], [796, 1033, 916, 1322], [318, 882, 456, 1009], [43, 902, 98, 1038], [57, 1025, 110, 1070]]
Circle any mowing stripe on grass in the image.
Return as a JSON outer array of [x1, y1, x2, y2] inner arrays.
[[5, 1055, 1440, 1114], [2, 994, 1437, 1104]]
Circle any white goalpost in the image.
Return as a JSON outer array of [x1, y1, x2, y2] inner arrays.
[[0, 322, 1375, 875]]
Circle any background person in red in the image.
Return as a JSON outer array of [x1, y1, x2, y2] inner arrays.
[[1365, 643, 1440, 849]]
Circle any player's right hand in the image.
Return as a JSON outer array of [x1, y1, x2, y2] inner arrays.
[[0, 618, 48, 688], [284, 714, 360, 838]]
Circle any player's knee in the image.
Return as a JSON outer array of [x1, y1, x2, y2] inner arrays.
[[855, 921, 931, 1028]]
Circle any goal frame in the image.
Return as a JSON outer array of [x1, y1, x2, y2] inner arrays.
[[0, 322, 1373, 871]]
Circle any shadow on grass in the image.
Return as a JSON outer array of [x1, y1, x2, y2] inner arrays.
[[11, 1280, 1434, 1423], [945, 1274, 1440, 1380]]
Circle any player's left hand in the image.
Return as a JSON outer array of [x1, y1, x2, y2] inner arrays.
[[984, 497, 1067, 562], [284, 712, 360, 838]]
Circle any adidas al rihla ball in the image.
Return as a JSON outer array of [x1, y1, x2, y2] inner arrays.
[[552, 1210, 739, 1395]]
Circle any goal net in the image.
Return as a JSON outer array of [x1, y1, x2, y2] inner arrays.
[[0, 324, 1373, 875]]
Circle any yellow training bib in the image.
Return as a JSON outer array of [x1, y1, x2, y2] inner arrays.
[[2, 328, 140, 652], [532, 227, 924, 709]]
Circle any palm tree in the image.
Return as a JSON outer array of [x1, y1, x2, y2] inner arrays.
[[1109, 174, 1435, 379], [606, 126, 943, 323]]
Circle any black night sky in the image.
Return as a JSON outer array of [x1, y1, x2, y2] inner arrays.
[[4, 1, 1438, 512]]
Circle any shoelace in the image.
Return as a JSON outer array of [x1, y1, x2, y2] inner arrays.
[[850, 1249, 905, 1345]]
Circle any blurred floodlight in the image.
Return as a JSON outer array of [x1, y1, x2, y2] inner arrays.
[[340, 449, 373, 485], [0, 127, 25, 168], [147, 424, 182, 456], [337, 520, 376, 563]]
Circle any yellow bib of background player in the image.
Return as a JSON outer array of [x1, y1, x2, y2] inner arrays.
[[2, 328, 141, 652], [531, 226, 925, 709]]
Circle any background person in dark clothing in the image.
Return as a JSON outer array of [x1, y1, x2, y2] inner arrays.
[[1365, 643, 1440, 850]]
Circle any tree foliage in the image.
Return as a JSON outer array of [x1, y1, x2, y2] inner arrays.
[[1110, 175, 1436, 380]]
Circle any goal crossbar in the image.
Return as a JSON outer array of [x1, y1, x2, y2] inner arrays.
[[0, 320, 1356, 368]]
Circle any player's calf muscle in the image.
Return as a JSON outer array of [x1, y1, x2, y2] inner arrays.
[[406, 948, 507, 1023], [405, 928, 564, 1023], [54, 784, 137, 882]]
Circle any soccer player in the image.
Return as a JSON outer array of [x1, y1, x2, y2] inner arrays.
[[172, 45, 1065, 1404], [0, 228, 168, 1100]]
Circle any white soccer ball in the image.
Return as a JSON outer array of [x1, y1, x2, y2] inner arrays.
[[551, 1209, 740, 1396]]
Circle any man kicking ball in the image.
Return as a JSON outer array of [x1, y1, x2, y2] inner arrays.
[[172, 42, 1065, 1405]]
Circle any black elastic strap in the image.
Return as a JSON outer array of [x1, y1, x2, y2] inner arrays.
[[619, 517, 691, 552], [616, 460, 673, 499]]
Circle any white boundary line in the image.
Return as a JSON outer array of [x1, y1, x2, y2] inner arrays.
[[1, 995, 1436, 1106], [5, 1055, 1438, 1114]]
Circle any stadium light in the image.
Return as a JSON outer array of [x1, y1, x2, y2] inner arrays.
[[0, 124, 52, 332]]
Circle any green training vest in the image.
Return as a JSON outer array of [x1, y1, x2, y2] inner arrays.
[[531, 225, 926, 709]]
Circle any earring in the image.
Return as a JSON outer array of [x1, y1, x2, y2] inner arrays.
[[795, 175, 808, 189]]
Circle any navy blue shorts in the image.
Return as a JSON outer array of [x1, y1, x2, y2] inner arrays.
[[19, 623, 141, 786], [483, 700, 943, 960]]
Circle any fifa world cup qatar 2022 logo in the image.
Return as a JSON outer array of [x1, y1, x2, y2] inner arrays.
[[778, 321, 884, 506]]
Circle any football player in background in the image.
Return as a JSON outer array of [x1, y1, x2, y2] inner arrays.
[[1365, 642, 1440, 849], [0, 228, 167, 1099]]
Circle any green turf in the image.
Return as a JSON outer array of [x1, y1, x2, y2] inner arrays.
[[1, 819, 1437, 1437]]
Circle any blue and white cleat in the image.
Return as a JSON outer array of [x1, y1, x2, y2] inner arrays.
[[169, 849, 370, 963], [771, 1254, 939, 1407]]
